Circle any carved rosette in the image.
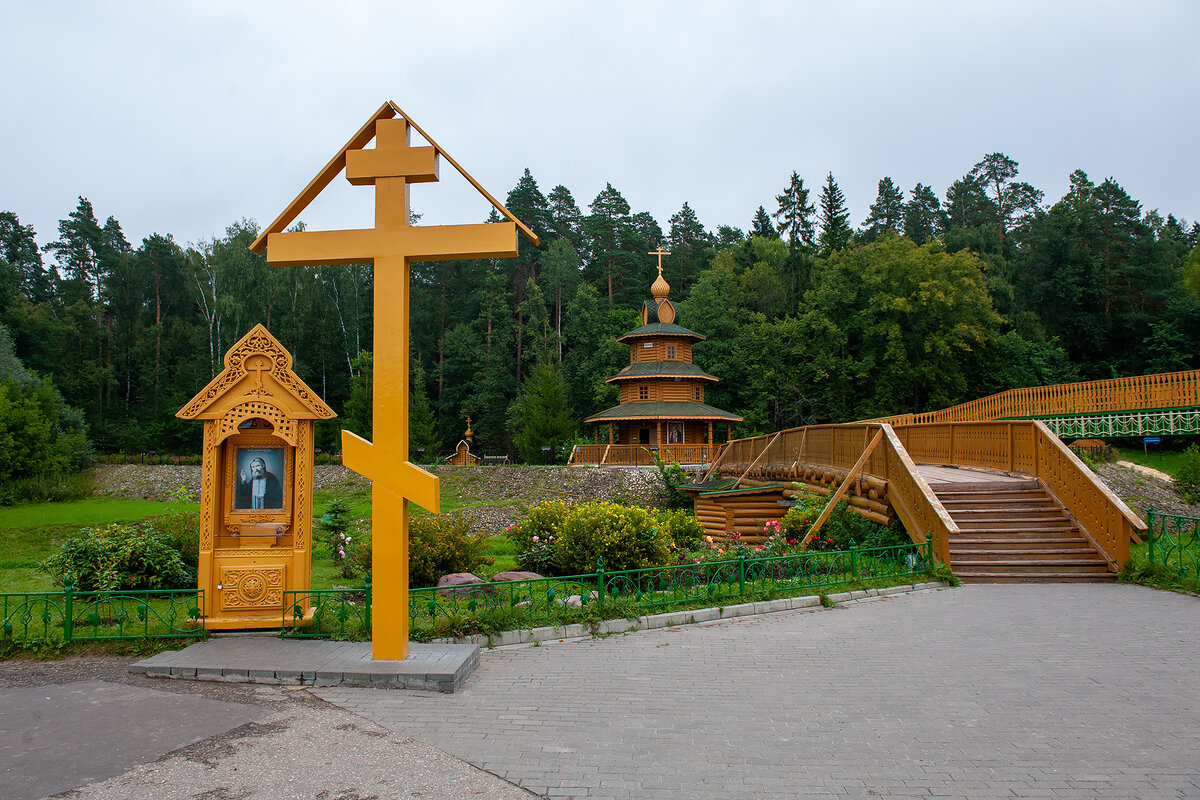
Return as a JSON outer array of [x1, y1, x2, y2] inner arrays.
[[220, 566, 285, 609]]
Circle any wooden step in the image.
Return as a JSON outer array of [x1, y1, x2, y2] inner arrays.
[[941, 501, 1060, 512], [949, 536, 1091, 549], [953, 571, 1115, 583]]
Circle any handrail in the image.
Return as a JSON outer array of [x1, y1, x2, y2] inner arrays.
[[804, 429, 884, 544], [734, 432, 781, 489], [874, 368, 1200, 426], [879, 424, 957, 564], [710, 419, 1142, 569], [892, 420, 1143, 568]]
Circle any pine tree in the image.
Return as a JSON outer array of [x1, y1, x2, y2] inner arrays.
[[668, 202, 711, 294], [860, 177, 905, 241], [409, 357, 439, 461], [750, 206, 778, 239], [547, 184, 583, 249], [0, 212, 51, 305], [817, 173, 852, 255], [511, 356, 575, 464], [774, 172, 816, 247], [969, 153, 1044, 249], [903, 183, 945, 244]]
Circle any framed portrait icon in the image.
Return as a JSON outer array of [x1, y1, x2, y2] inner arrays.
[[224, 436, 293, 522]]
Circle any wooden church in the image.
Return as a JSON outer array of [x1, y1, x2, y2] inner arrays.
[[570, 251, 741, 466]]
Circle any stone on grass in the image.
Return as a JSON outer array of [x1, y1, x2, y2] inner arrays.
[[491, 571, 543, 582], [436, 573, 491, 597]]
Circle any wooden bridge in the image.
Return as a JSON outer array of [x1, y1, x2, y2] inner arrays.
[[686, 369, 1200, 583]]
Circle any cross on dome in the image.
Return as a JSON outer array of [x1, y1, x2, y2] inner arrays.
[[649, 248, 672, 300]]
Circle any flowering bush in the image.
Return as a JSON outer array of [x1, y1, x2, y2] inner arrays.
[[41, 522, 193, 591], [510, 500, 679, 576], [556, 501, 674, 575], [509, 501, 569, 553], [408, 512, 493, 588]]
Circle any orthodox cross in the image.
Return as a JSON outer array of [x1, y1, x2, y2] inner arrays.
[[250, 101, 538, 660], [649, 247, 671, 276]]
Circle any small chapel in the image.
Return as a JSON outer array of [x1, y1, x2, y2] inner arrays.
[[571, 251, 742, 466]]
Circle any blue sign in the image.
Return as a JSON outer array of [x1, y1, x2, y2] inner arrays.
[[1143, 437, 1162, 444]]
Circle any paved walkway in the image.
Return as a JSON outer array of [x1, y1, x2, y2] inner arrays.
[[315, 584, 1200, 800]]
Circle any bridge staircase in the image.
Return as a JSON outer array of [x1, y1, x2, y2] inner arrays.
[[693, 419, 1146, 583], [934, 480, 1114, 583]]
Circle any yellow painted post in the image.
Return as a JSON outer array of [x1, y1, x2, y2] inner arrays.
[[250, 103, 535, 660]]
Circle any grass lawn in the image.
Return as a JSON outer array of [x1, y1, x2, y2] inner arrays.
[[0, 499, 198, 594], [1, 489, 522, 594], [1113, 445, 1194, 478]]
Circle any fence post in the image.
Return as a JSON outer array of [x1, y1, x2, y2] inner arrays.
[[595, 558, 606, 606], [925, 533, 934, 571], [850, 544, 859, 580], [62, 579, 74, 644], [364, 577, 372, 633], [738, 550, 746, 596], [1145, 506, 1155, 566]]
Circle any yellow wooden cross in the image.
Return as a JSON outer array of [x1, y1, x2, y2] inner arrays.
[[250, 101, 538, 660]]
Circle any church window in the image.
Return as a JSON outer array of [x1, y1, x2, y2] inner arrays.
[[667, 345, 676, 359], [639, 385, 649, 400]]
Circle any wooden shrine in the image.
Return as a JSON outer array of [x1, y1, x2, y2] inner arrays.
[[575, 250, 742, 465], [445, 418, 483, 466], [177, 324, 335, 629]]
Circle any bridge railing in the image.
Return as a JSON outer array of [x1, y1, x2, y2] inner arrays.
[[569, 443, 720, 466], [717, 423, 958, 563], [892, 420, 1145, 569], [714, 420, 1144, 569], [875, 368, 1200, 425]]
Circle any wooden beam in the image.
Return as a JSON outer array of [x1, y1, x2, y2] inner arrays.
[[803, 428, 884, 546], [733, 431, 781, 489]]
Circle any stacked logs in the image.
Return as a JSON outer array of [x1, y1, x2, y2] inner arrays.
[[692, 462, 894, 544]]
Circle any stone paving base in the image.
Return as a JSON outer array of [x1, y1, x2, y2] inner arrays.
[[436, 581, 946, 648], [128, 583, 942, 693], [130, 638, 480, 692]]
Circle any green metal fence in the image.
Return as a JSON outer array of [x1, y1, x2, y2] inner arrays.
[[0, 581, 205, 644], [282, 583, 372, 639], [283, 538, 932, 641], [1145, 507, 1200, 580]]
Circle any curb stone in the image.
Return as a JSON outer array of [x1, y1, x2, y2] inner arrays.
[[432, 581, 948, 648]]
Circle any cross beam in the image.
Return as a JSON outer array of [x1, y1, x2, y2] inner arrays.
[[260, 115, 520, 660]]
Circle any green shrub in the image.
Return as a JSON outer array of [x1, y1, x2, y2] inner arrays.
[[781, 487, 901, 550], [555, 501, 674, 575], [1174, 444, 1200, 503], [142, 486, 199, 575], [41, 522, 193, 591], [655, 508, 704, 550], [316, 497, 357, 578], [651, 452, 693, 510], [408, 512, 493, 589]]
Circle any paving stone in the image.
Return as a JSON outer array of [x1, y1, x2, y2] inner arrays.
[[314, 584, 1200, 800], [129, 637, 480, 692]]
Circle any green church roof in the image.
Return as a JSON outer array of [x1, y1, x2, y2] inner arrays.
[[583, 400, 743, 423], [616, 322, 706, 342], [608, 361, 718, 382]]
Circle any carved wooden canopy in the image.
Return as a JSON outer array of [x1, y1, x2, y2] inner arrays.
[[176, 324, 335, 446]]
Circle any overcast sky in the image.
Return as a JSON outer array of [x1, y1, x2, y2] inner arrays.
[[4, 1, 1198, 254]]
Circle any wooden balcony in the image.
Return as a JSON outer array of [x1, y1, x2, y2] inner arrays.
[[567, 443, 721, 466]]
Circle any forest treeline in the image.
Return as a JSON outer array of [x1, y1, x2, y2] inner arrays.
[[2, 152, 1199, 465]]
